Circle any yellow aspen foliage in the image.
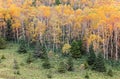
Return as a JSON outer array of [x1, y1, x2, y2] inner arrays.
[[63, 5, 74, 16], [35, 21, 46, 35], [87, 34, 103, 45], [9, 4, 21, 17], [39, 6, 51, 17], [12, 20, 21, 29], [62, 43, 71, 54]]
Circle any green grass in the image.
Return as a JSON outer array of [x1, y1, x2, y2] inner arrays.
[[0, 43, 120, 79]]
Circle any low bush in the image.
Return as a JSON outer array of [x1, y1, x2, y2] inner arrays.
[[42, 58, 51, 69], [26, 53, 34, 64], [85, 73, 89, 79], [1, 54, 6, 59], [0, 37, 7, 49], [107, 69, 113, 77], [13, 59, 19, 69]]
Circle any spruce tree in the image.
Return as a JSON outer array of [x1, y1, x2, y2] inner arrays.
[[42, 58, 51, 69], [58, 61, 66, 73], [34, 41, 41, 58], [18, 37, 27, 53], [67, 56, 74, 71], [34, 41, 47, 59], [55, 0, 61, 5], [41, 45, 47, 59], [87, 44, 96, 66], [78, 40, 86, 55], [70, 40, 81, 58], [6, 19, 13, 41], [92, 53, 106, 72]]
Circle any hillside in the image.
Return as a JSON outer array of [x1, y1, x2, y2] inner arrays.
[[0, 0, 120, 79], [0, 43, 119, 79]]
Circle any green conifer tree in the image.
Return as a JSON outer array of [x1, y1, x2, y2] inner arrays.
[[18, 37, 27, 53], [67, 56, 74, 71], [87, 44, 96, 66], [92, 53, 106, 72], [70, 40, 81, 58], [58, 61, 66, 73], [55, 0, 61, 5]]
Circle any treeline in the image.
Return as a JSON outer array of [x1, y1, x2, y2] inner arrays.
[[0, 0, 120, 60]]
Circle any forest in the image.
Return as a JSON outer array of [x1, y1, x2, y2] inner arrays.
[[0, 0, 120, 79]]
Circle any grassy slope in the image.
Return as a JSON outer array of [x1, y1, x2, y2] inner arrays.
[[0, 43, 120, 79]]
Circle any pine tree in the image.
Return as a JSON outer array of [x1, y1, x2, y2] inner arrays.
[[70, 40, 81, 58], [18, 37, 27, 53], [67, 56, 74, 71], [41, 45, 48, 59], [34, 41, 41, 58], [18, 44, 27, 53], [58, 61, 66, 73], [34, 41, 47, 59], [42, 58, 51, 69], [78, 40, 86, 55], [55, 0, 61, 5], [87, 44, 96, 66], [92, 53, 106, 72], [6, 19, 13, 41]]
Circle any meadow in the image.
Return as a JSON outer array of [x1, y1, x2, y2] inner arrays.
[[0, 43, 120, 79]]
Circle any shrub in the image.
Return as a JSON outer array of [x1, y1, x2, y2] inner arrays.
[[92, 53, 106, 72], [85, 73, 89, 79], [20, 62, 25, 66], [1, 54, 6, 59], [58, 61, 66, 73], [46, 70, 52, 78], [14, 70, 20, 75], [42, 58, 51, 69], [0, 37, 6, 49], [67, 56, 74, 71], [80, 64, 86, 70], [107, 69, 113, 77], [0, 59, 1, 63], [84, 62, 89, 69], [13, 59, 19, 69], [47, 74, 52, 78], [26, 53, 34, 64]]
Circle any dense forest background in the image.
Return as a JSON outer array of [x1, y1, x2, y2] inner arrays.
[[0, 0, 120, 79]]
